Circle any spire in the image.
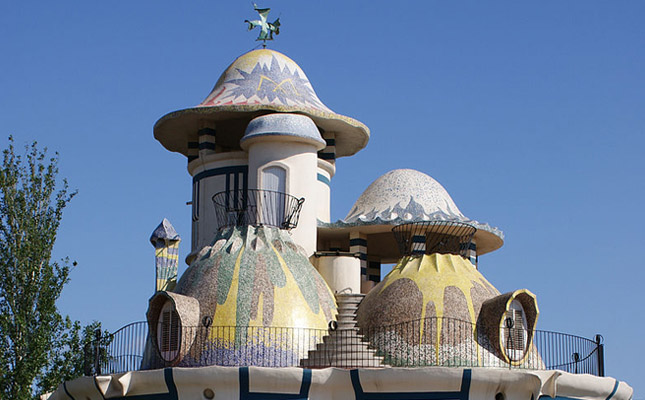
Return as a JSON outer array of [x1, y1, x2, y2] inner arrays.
[[150, 218, 181, 292]]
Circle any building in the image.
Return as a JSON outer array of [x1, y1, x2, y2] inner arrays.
[[47, 46, 632, 400]]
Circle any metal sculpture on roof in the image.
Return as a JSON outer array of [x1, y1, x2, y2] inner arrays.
[[245, 3, 280, 46]]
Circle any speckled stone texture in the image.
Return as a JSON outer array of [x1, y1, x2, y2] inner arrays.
[[478, 289, 539, 364], [345, 169, 465, 223], [241, 113, 326, 149], [329, 169, 504, 255], [142, 291, 200, 368], [356, 253, 542, 368], [149, 225, 337, 367]]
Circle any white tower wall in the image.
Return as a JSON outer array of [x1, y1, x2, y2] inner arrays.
[[187, 151, 249, 260], [241, 114, 326, 257], [316, 159, 335, 223], [246, 139, 319, 256], [315, 255, 361, 294]]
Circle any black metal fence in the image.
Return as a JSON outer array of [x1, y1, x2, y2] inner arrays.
[[212, 189, 304, 230], [86, 321, 148, 375], [87, 319, 604, 376]]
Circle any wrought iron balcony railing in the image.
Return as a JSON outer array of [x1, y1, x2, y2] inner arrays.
[[212, 189, 304, 230], [392, 221, 477, 257], [85, 318, 605, 377]]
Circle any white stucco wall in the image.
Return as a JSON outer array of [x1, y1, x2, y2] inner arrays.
[[45, 366, 633, 400], [316, 255, 361, 294], [246, 139, 320, 256], [315, 159, 334, 223], [187, 152, 248, 259]]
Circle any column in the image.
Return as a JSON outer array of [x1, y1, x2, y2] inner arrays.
[[349, 232, 369, 293]]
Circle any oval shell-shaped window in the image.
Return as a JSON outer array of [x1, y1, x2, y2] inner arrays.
[[157, 300, 181, 362], [501, 299, 528, 361]]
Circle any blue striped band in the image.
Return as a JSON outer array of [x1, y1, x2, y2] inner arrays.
[[317, 173, 330, 186]]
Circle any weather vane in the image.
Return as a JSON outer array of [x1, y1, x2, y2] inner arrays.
[[245, 3, 280, 48]]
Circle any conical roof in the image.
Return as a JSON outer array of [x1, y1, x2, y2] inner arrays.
[[154, 49, 369, 158]]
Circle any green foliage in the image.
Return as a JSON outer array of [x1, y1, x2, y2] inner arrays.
[[0, 137, 77, 399], [36, 320, 104, 394]]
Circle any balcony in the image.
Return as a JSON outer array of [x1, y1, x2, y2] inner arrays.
[[392, 221, 477, 257], [212, 189, 304, 230]]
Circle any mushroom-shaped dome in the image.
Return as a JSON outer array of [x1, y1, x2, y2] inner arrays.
[[154, 49, 369, 158], [345, 169, 464, 223], [340, 169, 504, 255]]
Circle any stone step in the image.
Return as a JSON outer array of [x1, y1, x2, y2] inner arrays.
[[298, 292, 382, 369], [336, 312, 357, 319], [301, 361, 383, 369], [334, 324, 359, 331], [316, 342, 377, 353], [303, 354, 384, 366], [322, 335, 365, 345], [336, 303, 358, 312], [305, 352, 383, 362], [300, 357, 384, 368], [335, 296, 364, 304]]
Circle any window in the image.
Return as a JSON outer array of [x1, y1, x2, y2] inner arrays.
[[261, 165, 286, 193], [501, 300, 528, 361], [157, 301, 181, 362], [261, 166, 287, 226]]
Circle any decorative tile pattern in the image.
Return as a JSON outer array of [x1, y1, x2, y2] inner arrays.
[[150, 218, 181, 292], [168, 226, 337, 366], [343, 169, 503, 240], [201, 50, 330, 111], [355, 253, 544, 367], [153, 49, 370, 158]]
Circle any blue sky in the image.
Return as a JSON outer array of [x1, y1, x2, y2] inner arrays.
[[1, 1, 643, 395]]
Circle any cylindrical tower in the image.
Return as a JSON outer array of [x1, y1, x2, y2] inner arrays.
[[241, 113, 326, 256]]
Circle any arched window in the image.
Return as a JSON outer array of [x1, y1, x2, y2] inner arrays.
[[261, 165, 286, 193], [157, 301, 181, 362], [501, 299, 528, 361], [261, 165, 287, 226]]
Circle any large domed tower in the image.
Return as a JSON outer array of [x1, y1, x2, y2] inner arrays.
[[143, 48, 371, 368]]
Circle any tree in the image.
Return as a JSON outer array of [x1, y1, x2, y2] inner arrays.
[[0, 137, 77, 399], [36, 320, 104, 394]]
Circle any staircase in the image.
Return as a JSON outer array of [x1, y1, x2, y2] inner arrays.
[[300, 293, 384, 368]]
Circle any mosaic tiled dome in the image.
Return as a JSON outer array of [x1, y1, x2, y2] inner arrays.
[[342, 169, 504, 255], [176, 226, 336, 330], [356, 253, 542, 367], [345, 169, 464, 223], [144, 226, 337, 368], [154, 49, 369, 157]]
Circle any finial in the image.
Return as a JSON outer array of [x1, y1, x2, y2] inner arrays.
[[244, 3, 280, 48]]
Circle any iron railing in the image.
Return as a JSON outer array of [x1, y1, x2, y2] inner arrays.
[[87, 319, 604, 376], [212, 189, 304, 230], [392, 221, 477, 257]]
